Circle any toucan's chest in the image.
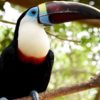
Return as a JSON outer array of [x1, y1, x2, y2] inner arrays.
[[17, 20, 50, 64]]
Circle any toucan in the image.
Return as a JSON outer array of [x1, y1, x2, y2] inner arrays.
[[0, 1, 100, 100]]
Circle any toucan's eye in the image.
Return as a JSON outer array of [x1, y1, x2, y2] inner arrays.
[[26, 7, 38, 17], [32, 10, 36, 15]]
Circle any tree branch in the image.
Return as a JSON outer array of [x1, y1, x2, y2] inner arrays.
[[94, 89, 100, 100], [47, 31, 80, 43], [14, 73, 100, 100], [52, 68, 96, 76], [0, 19, 15, 25]]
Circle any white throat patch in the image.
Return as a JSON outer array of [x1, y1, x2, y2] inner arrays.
[[18, 17, 50, 58]]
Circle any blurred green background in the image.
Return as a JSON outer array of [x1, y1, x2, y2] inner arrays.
[[0, 0, 100, 100]]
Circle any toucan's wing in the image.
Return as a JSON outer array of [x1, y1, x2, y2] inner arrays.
[[39, 50, 54, 92], [0, 55, 2, 72]]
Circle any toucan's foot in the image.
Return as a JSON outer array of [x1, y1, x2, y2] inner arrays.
[[0, 97, 8, 100], [30, 90, 39, 100]]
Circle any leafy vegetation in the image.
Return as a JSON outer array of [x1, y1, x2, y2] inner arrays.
[[48, 23, 100, 100]]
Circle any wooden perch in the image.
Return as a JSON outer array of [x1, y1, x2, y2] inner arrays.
[[14, 73, 100, 100]]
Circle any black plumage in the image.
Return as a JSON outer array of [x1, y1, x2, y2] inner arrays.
[[0, 10, 54, 99]]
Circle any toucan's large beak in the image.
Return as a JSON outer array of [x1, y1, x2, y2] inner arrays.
[[38, 1, 100, 25]]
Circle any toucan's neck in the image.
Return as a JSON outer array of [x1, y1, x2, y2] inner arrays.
[[18, 19, 50, 64]]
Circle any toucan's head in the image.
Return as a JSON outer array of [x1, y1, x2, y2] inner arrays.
[[16, 1, 100, 64]]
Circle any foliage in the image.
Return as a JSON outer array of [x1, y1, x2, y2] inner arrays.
[[0, 26, 13, 53], [47, 22, 100, 100]]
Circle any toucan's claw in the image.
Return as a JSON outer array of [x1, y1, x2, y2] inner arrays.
[[30, 90, 39, 100], [0, 97, 8, 100]]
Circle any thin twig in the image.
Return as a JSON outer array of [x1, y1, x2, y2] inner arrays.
[[47, 31, 80, 43], [52, 68, 96, 76], [0, 19, 16, 25]]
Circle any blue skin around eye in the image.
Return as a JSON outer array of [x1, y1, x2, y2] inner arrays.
[[26, 7, 38, 18], [25, 6, 52, 25]]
